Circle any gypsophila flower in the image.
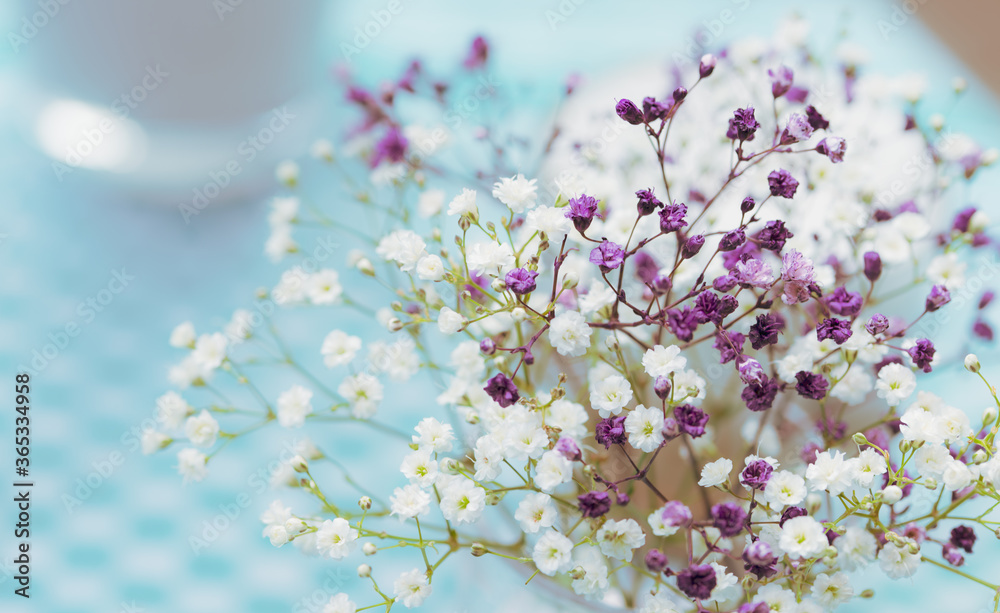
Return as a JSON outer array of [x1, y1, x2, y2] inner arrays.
[[779, 515, 828, 559], [277, 385, 313, 428], [338, 373, 383, 418], [400, 449, 438, 487], [811, 572, 854, 608], [875, 363, 916, 407], [806, 450, 854, 494], [322, 594, 356, 613], [699, 458, 733, 488], [532, 530, 574, 576], [176, 448, 208, 484], [184, 410, 219, 448], [625, 405, 666, 452], [440, 479, 486, 524], [515, 492, 557, 533], [596, 518, 645, 561], [878, 538, 921, 579], [492, 174, 537, 213], [448, 188, 478, 217], [642, 344, 687, 378], [590, 374, 633, 418], [321, 330, 362, 368], [548, 310, 592, 357], [393, 569, 432, 608], [534, 450, 573, 493], [390, 484, 431, 521]]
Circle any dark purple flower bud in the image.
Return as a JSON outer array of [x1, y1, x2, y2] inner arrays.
[[950, 525, 977, 553], [667, 306, 700, 342], [739, 602, 770, 613], [742, 376, 779, 412], [817, 318, 853, 344], [615, 98, 645, 125], [711, 502, 747, 537], [654, 376, 672, 400], [577, 491, 612, 518], [479, 338, 496, 355], [699, 54, 717, 78], [795, 371, 829, 400], [505, 268, 538, 295], [805, 105, 829, 130], [730, 106, 760, 141], [595, 416, 627, 449], [780, 113, 814, 145], [635, 188, 662, 216], [693, 291, 725, 325], [641, 97, 669, 123], [484, 373, 519, 407], [713, 273, 738, 293], [370, 126, 409, 167], [744, 540, 775, 567], [714, 330, 746, 364], [800, 442, 823, 464], [953, 207, 977, 233], [907, 339, 936, 373], [866, 313, 889, 336], [973, 319, 994, 341], [740, 196, 756, 213], [719, 228, 747, 252], [925, 284, 951, 312], [565, 194, 600, 234], [463, 36, 489, 69], [769, 65, 794, 98], [676, 564, 717, 600], [589, 240, 626, 273], [816, 137, 847, 163], [979, 291, 995, 310], [645, 548, 669, 573], [749, 313, 784, 350], [616, 492, 630, 506], [779, 506, 808, 527], [556, 437, 581, 462], [863, 251, 882, 282], [757, 220, 794, 252], [826, 287, 863, 317], [682, 234, 705, 259], [661, 500, 693, 528], [767, 169, 799, 198], [658, 202, 689, 233], [673, 86, 688, 102], [673, 404, 709, 438], [943, 543, 966, 567], [632, 251, 659, 284], [661, 417, 680, 439], [740, 460, 774, 490], [738, 356, 766, 385], [651, 273, 673, 295]]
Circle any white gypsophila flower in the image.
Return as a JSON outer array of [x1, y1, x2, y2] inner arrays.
[[466, 240, 516, 275], [393, 568, 432, 608], [577, 284, 617, 315], [641, 344, 687, 378], [277, 385, 313, 428], [411, 417, 455, 453], [911, 444, 952, 479], [376, 230, 427, 272], [926, 252, 967, 290], [806, 450, 855, 495], [638, 591, 683, 613], [400, 449, 438, 487], [306, 269, 343, 305], [275, 159, 299, 185], [570, 545, 609, 599], [763, 470, 807, 507], [514, 492, 557, 534], [595, 520, 646, 561], [699, 458, 733, 488], [140, 430, 169, 455], [321, 330, 362, 368], [706, 562, 739, 603], [225, 309, 254, 343], [437, 306, 466, 335], [505, 424, 549, 462], [779, 516, 828, 560], [191, 332, 228, 371], [447, 188, 478, 217], [367, 337, 420, 382], [874, 363, 916, 407], [646, 508, 679, 538], [672, 369, 706, 403], [310, 138, 333, 160], [852, 448, 888, 488], [415, 254, 446, 281], [625, 405, 665, 452], [492, 173, 538, 213], [260, 499, 292, 531], [532, 530, 574, 576], [589, 374, 633, 418], [265, 225, 297, 262], [811, 572, 854, 608], [942, 459, 973, 490], [156, 391, 191, 429], [525, 205, 572, 238], [544, 398, 588, 440], [169, 321, 196, 348], [168, 355, 209, 389], [272, 267, 308, 305], [548, 310, 592, 357], [439, 479, 486, 524], [757, 584, 798, 613], [837, 526, 877, 570], [176, 448, 208, 484], [416, 189, 444, 218], [390, 484, 431, 521], [264, 524, 289, 547], [268, 196, 299, 226], [878, 538, 921, 579], [316, 517, 358, 559], [473, 435, 504, 481], [338, 373, 383, 418], [534, 450, 573, 493], [322, 593, 356, 613], [184, 410, 219, 448]]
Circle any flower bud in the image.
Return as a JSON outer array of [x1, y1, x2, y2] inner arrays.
[[645, 548, 669, 573], [562, 271, 579, 289], [290, 455, 309, 473], [615, 98, 645, 125], [569, 566, 587, 580], [923, 477, 938, 490], [604, 335, 620, 351], [740, 196, 756, 213], [359, 496, 373, 510], [387, 318, 404, 332], [973, 449, 988, 465], [852, 433, 869, 446], [681, 235, 705, 259], [363, 542, 377, 556], [953, 76, 968, 94], [965, 353, 981, 373], [491, 278, 507, 292], [672, 87, 688, 102], [865, 313, 889, 336], [699, 54, 717, 78], [863, 251, 882, 282], [511, 307, 527, 322], [357, 564, 371, 578], [654, 376, 672, 401], [470, 543, 488, 557], [982, 406, 998, 427], [661, 417, 680, 439], [485, 492, 503, 505], [357, 258, 376, 276], [860, 589, 875, 599]]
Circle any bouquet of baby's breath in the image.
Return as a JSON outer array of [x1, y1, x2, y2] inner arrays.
[[149, 20, 1000, 613]]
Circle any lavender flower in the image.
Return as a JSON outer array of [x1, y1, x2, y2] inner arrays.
[[767, 169, 800, 198], [826, 286, 863, 316], [595, 415, 627, 448], [943, 543, 965, 567], [925, 284, 951, 312], [682, 234, 705, 258], [635, 188, 662, 216], [589, 240, 625, 273], [974, 319, 994, 341], [805, 104, 829, 130], [463, 35, 489, 69], [817, 318, 853, 344], [738, 357, 766, 385], [719, 228, 747, 251], [908, 339, 936, 373], [735, 256, 775, 289], [556, 437, 581, 461], [632, 251, 659, 284], [645, 548, 668, 573], [577, 491, 612, 518], [713, 273, 738, 293], [370, 126, 409, 167], [565, 194, 600, 233], [749, 313, 784, 350], [658, 201, 688, 233], [714, 330, 746, 364], [484, 373, 519, 407], [653, 376, 672, 400], [641, 97, 669, 123], [863, 251, 882, 282], [780, 113, 813, 144], [953, 206, 977, 233], [480, 338, 496, 355], [676, 564, 716, 600], [673, 404, 709, 438], [866, 313, 889, 335], [816, 136, 847, 163], [504, 268, 538, 295], [667, 306, 700, 342], [712, 502, 748, 537], [740, 460, 774, 490], [769, 65, 794, 98], [780, 249, 814, 304], [757, 220, 794, 251], [730, 106, 760, 141], [779, 506, 808, 527], [742, 377, 780, 412], [950, 525, 976, 553], [795, 371, 829, 400], [698, 54, 716, 78], [615, 98, 644, 125], [661, 500, 693, 528]]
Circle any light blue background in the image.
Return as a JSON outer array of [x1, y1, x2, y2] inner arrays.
[[1, 1, 999, 612]]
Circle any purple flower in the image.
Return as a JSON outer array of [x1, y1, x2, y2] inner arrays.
[[767, 169, 799, 198], [714, 330, 746, 364], [979, 291, 995, 310], [641, 97, 670, 123], [694, 291, 732, 326], [863, 251, 882, 282], [908, 339, 936, 373], [556, 437, 581, 461], [673, 404, 709, 438], [615, 98, 645, 125], [661, 500, 693, 528], [661, 417, 680, 439], [651, 273, 672, 296], [577, 491, 612, 518], [943, 543, 966, 567], [749, 313, 785, 350], [699, 54, 717, 78], [370, 126, 409, 167], [595, 416, 627, 448], [729, 106, 760, 141], [779, 506, 808, 527], [805, 105, 829, 130], [950, 525, 977, 553], [826, 287, 863, 317], [719, 228, 747, 251], [505, 268, 538, 295], [817, 318, 853, 344], [865, 313, 889, 336], [744, 541, 775, 567], [757, 220, 794, 252], [667, 306, 700, 342], [974, 319, 994, 341], [658, 201, 689, 233], [654, 376, 672, 400], [795, 371, 829, 400], [711, 502, 747, 537], [676, 564, 717, 600], [589, 240, 625, 273], [463, 36, 489, 69], [769, 65, 794, 98], [780, 112, 813, 144], [740, 460, 774, 490], [816, 137, 847, 163], [780, 249, 815, 305], [713, 273, 738, 293], [738, 357, 766, 385], [742, 376, 780, 412], [952, 206, 977, 233], [484, 373, 519, 407], [480, 338, 496, 355], [645, 548, 668, 573], [735, 256, 775, 289], [926, 284, 951, 312], [632, 251, 659, 284], [682, 234, 705, 259], [565, 194, 600, 234], [635, 188, 662, 216]]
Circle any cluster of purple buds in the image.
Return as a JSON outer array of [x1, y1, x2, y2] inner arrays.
[[866, 313, 890, 336], [484, 373, 519, 407], [589, 240, 625, 273], [658, 201, 688, 233], [644, 549, 669, 574], [743, 540, 777, 579], [926, 284, 951, 312], [565, 194, 599, 234], [711, 502, 748, 537], [767, 169, 799, 198], [595, 415, 627, 448], [673, 404, 709, 437], [635, 188, 662, 216], [676, 564, 716, 600], [729, 106, 760, 141], [504, 267, 538, 295], [577, 491, 612, 518], [740, 459, 774, 490]]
